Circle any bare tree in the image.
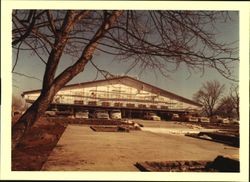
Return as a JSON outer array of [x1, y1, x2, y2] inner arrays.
[[229, 84, 239, 119], [215, 96, 235, 118], [215, 84, 239, 119], [12, 10, 239, 148], [193, 80, 225, 117]]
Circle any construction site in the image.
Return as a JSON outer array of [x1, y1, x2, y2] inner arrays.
[[12, 76, 239, 172], [8, 8, 244, 181], [22, 76, 202, 120]]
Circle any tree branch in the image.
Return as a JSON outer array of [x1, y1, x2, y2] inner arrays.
[[42, 10, 90, 92], [53, 10, 123, 92], [12, 71, 42, 81], [12, 11, 46, 46], [12, 42, 22, 72]]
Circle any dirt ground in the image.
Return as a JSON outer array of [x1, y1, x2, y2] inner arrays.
[[41, 121, 239, 171], [12, 116, 239, 171], [12, 116, 67, 171]]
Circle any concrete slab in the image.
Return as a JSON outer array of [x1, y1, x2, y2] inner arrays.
[[141, 127, 217, 135], [41, 123, 238, 171]]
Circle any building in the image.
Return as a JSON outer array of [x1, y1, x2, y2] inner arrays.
[[22, 76, 202, 120]]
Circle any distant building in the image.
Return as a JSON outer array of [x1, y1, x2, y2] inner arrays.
[[22, 76, 202, 119]]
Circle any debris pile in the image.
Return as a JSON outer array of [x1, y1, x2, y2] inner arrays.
[[90, 125, 130, 132], [135, 156, 239, 172], [135, 160, 208, 172], [90, 120, 142, 132], [185, 131, 239, 147]]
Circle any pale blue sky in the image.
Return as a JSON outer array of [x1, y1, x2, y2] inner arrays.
[[12, 11, 239, 100]]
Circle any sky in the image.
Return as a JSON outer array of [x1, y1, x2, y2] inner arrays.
[[12, 11, 239, 101]]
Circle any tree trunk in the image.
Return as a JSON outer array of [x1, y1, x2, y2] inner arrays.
[[12, 10, 123, 149], [12, 87, 56, 149]]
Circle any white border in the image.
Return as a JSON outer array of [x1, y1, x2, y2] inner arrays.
[[1, 1, 249, 181]]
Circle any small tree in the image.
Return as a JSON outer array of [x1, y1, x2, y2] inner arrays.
[[193, 80, 225, 117]]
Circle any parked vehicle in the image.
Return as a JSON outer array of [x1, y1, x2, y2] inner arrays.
[[211, 115, 229, 123], [110, 110, 122, 119], [183, 115, 199, 122], [94, 110, 109, 119], [198, 117, 210, 123], [144, 112, 161, 121], [56, 110, 73, 116], [75, 110, 89, 119], [171, 113, 180, 121]]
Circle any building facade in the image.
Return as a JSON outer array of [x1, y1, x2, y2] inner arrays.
[[22, 76, 202, 119]]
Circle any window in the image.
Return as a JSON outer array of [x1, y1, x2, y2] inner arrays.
[[114, 103, 123, 107], [138, 104, 147, 108], [150, 105, 157, 109], [102, 102, 110, 107], [74, 100, 83, 104], [88, 101, 97, 106], [161, 106, 168, 110], [126, 103, 135, 108]]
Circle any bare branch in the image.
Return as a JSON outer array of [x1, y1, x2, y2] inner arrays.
[[42, 10, 90, 91], [89, 60, 115, 79], [12, 71, 42, 81], [46, 10, 57, 35], [53, 11, 123, 91], [12, 42, 22, 72], [12, 10, 46, 46]]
